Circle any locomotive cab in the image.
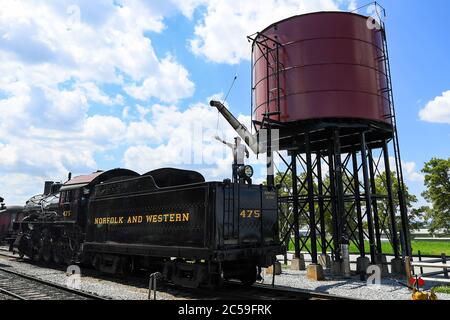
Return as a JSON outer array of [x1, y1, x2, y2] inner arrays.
[[59, 186, 89, 225]]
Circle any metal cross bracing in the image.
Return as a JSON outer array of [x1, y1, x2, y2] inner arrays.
[[275, 128, 408, 265]]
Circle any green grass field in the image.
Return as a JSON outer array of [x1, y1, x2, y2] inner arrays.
[[287, 240, 450, 256], [433, 286, 450, 294]]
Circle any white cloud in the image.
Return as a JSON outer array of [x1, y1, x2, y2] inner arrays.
[[0, 173, 51, 205], [189, 0, 353, 64], [169, 0, 208, 19], [122, 99, 263, 178], [0, 1, 194, 97], [376, 156, 424, 183], [0, 1, 199, 203], [124, 56, 195, 103], [75, 82, 124, 106], [83, 115, 127, 144], [402, 160, 424, 183], [419, 90, 450, 124], [125, 121, 158, 144]]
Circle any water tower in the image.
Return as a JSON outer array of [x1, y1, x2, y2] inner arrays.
[[212, 8, 410, 276]]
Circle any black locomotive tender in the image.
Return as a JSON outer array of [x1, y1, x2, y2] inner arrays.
[[12, 167, 284, 287]]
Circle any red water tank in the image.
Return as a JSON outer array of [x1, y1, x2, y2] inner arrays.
[[252, 12, 391, 128]]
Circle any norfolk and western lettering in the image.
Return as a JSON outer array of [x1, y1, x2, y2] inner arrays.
[[94, 213, 190, 225]]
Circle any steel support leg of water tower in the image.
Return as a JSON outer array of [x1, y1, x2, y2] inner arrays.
[[290, 152, 306, 271], [328, 138, 341, 270], [382, 140, 404, 274], [351, 151, 365, 256], [305, 133, 318, 264], [333, 129, 350, 277], [316, 152, 331, 269], [291, 152, 301, 260], [382, 140, 400, 259], [352, 150, 370, 276], [368, 148, 383, 258], [305, 133, 324, 280], [360, 132, 377, 264]]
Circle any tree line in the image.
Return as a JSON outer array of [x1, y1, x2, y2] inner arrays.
[[274, 157, 450, 234]]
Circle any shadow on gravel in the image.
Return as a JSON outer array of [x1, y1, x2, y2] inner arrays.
[[0, 262, 13, 268], [314, 279, 367, 293]]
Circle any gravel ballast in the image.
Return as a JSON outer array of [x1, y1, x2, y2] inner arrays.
[[1, 250, 449, 300], [261, 267, 450, 300], [0, 252, 181, 300]]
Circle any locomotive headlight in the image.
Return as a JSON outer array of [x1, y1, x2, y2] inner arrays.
[[238, 165, 253, 178], [244, 165, 254, 178]]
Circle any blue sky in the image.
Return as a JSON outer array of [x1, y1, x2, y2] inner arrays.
[[0, 0, 448, 205]]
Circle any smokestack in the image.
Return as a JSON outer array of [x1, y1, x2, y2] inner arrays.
[[44, 181, 54, 195], [51, 182, 62, 194], [68, 172, 72, 181]]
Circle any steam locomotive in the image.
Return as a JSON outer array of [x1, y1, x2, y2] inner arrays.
[[11, 167, 284, 288]]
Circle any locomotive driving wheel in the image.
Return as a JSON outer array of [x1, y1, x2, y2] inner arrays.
[[31, 242, 43, 262], [17, 232, 33, 260], [29, 229, 43, 262], [41, 230, 53, 264]]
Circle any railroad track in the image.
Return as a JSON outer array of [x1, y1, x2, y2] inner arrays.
[[0, 247, 352, 300], [148, 279, 355, 300], [0, 266, 108, 300]]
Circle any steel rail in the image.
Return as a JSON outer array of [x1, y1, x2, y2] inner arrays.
[[0, 266, 108, 300]]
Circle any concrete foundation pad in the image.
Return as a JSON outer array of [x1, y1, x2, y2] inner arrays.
[[331, 260, 342, 276], [356, 256, 371, 274], [291, 255, 306, 271], [390, 258, 405, 276], [318, 254, 331, 269], [376, 254, 389, 276], [307, 264, 325, 281], [266, 262, 282, 275]]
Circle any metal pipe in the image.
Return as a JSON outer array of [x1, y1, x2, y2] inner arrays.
[[328, 139, 340, 262], [360, 132, 376, 264], [316, 152, 327, 255], [291, 152, 300, 259], [333, 129, 347, 246], [383, 140, 399, 258], [368, 148, 383, 255], [305, 133, 318, 264], [210, 100, 259, 154], [352, 151, 365, 257]]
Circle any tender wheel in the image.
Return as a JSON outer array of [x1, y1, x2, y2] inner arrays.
[[119, 257, 134, 275], [62, 244, 73, 265], [92, 254, 102, 270], [239, 265, 257, 287]]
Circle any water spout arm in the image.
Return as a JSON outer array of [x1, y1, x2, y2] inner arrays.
[[210, 100, 258, 154]]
